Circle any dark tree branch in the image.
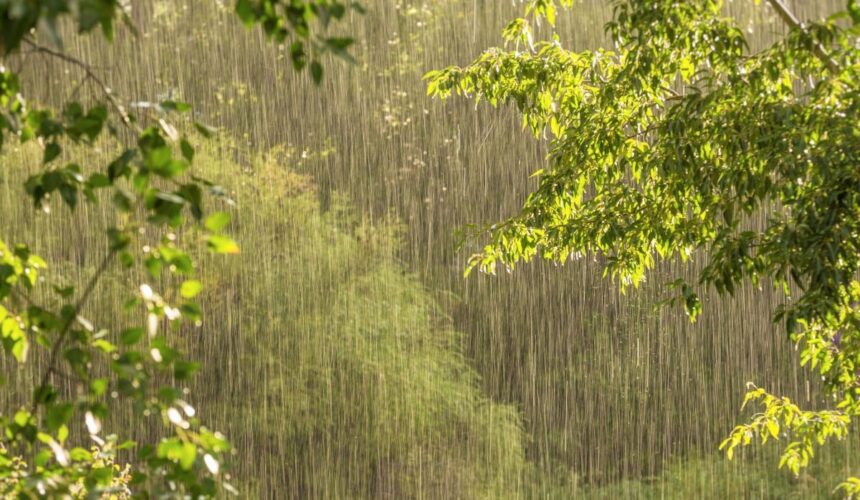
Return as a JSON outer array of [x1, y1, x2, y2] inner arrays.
[[766, 0, 840, 75], [30, 248, 116, 416], [21, 38, 141, 133]]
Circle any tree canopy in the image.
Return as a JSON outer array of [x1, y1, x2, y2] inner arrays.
[[0, 0, 359, 496], [427, 0, 860, 493]]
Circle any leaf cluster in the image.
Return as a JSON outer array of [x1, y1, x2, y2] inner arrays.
[[0, 0, 361, 496], [234, 0, 364, 83], [427, 0, 860, 490]]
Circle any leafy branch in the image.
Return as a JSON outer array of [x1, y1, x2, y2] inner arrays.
[[765, 0, 840, 74], [427, 0, 860, 490], [21, 38, 139, 132], [0, 0, 363, 496], [30, 248, 116, 418]]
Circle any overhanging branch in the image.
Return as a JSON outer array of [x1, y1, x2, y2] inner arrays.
[[766, 0, 840, 74], [22, 38, 141, 133]]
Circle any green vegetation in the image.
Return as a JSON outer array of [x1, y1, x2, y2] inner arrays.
[[0, 0, 361, 496], [7, 136, 860, 498], [1, 137, 534, 497], [583, 447, 857, 499], [190, 144, 531, 497], [2, 0, 859, 497], [428, 0, 860, 492]]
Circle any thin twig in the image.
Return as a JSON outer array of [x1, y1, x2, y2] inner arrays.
[[67, 73, 93, 102], [51, 367, 84, 384], [765, 0, 840, 75], [661, 84, 682, 98], [10, 288, 38, 310], [30, 249, 116, 415], [21, 38, 141, 133]]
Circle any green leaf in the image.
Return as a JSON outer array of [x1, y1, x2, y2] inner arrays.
[[90, 378, 108, 397], [849, 0, 860, 24], [180, 280, 203, 299], [178, 442, 197, 470], [87, 466, 114, 486], [87, 173, 111, 189], [57, 424, 68, 444], [92, 339, 116, 353], [310, 61, 323, 85], [206, 234, 240, 254], [160, 100, 192, 113], [204, 212, 231, 232], [53, 285, 75, 298], [324, 37, 356, 63], [70, 447, 93, 462], [235, 0, 257, 27], [180, 138, 195, 162], [2, 315, 29, 362], [767, 420, 779, 439], [120, 327, 145, 345], [59, 182, 78, 209], [157, 438, 197, 470], [43, 143, 61, 164], [174, 360, 201, 380], [45, 403, 73, 433], [194, 122, 217, 138]]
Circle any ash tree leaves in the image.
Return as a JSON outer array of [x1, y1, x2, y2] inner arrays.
[[0, 242, 46, 363], [720, 386, 850, 473], [850, 0, 860, 25], [0, 68, 25, 151], [0, 0, 362, 496], [21, 102, 112, 209], [0, 241, 45, 363], [428, 0, 860, 492]]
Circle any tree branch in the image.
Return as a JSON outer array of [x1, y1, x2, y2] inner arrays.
[[765, 0, 840, 75], [30, 248, 116, 415], [21, 38, 141, 133]]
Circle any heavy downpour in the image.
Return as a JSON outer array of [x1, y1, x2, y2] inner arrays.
[[1, 0, 859, 498]]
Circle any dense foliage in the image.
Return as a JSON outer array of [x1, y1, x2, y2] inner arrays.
[[0, 138, 535, 497], [427, 0, 860, 493], [196, 147, 529, 497], [0, 0, 359, 496], [6, 0, 860, 496]]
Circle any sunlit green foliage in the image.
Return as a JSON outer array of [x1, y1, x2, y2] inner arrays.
[[581, 444, 859, 500], [0, 80, 234, 497], [428, 0, 860, 491], [1, 138, 534, 497], [0, 0, 359, 496], [721, 386, 849, 473], [6, 0, 860, 496], [233, 0, 363, 82], [206, 150, 529, 496]]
